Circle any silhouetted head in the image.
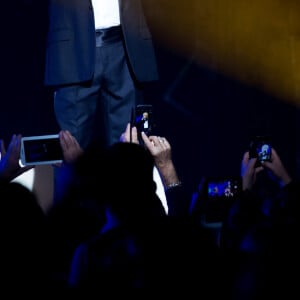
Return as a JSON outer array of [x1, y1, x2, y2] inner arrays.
[[102, 142, 166, 221]]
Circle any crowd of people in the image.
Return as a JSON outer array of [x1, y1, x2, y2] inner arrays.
[[1, 0, 299, 297], [1, 123, 299, 297]]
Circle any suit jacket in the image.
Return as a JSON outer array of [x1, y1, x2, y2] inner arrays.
[[44, 0, 159, 86]]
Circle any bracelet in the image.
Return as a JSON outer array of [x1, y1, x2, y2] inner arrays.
[[165, 181, 182, 191]]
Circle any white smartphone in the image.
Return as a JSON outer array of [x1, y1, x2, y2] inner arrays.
[[20, 134, 63, 166]]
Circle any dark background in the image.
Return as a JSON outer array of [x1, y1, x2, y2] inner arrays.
[[1, 1, 299, 199]]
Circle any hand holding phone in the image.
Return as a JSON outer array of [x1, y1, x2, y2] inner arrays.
[[20, 134, 63, 166]]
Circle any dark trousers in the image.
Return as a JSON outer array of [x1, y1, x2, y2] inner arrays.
[[54, 36, 142, 150]]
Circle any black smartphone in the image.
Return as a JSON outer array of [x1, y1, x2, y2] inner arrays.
[[249, 135, 272, 164], [193, 176, 242, 224], [205, 177, 242, 199], [20, 134, 63, 166], [133, 104, 154, 136]]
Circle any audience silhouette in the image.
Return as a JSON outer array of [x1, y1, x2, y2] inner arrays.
[[0, 181, 48, 293], [67, 141, 221, 295], [220, 147, 300, 299], [1, 126, 299, 297]]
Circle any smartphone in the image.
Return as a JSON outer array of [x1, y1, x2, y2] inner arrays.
[[205, 177, 242, 199], [133, 104, 154, 135], [20, 134, 63, 166], [201, 176, 242, 223], [249, 135, 272, 164]]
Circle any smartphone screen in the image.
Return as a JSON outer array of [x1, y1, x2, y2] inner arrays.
[[206, 177, 241, 199], [201, 177, 241, 223], [249, 135, 272, 162], [20, 134, 63, 166], [134, 104, 153, 135]]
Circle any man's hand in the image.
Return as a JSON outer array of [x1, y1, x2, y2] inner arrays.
[[241, 151, 263, 191], [0, 134, 33, 181], [59, 130, 84, 164]]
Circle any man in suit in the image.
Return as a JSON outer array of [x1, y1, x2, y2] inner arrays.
[[44, 0, 159, 202], [44, 0, 159, 150]]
